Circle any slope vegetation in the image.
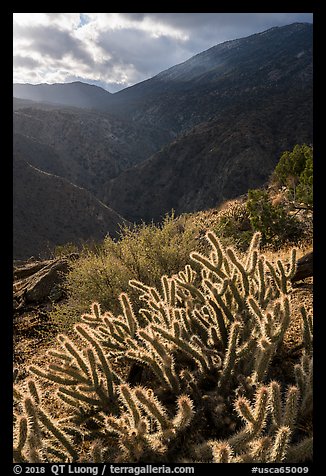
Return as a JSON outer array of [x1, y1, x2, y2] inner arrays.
[[13, 107, 171, 199], [105, 92, 312, 222], [14, 152, 127, 259]]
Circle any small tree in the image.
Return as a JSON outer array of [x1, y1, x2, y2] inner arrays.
[[246, 189, 301, 247], [296, 153, 313, 208], [272, 144, 313, 207]]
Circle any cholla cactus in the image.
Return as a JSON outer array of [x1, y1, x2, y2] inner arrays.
[[102, 384, 194, 462], [194, 381, 309, 463], [13, 379, 78, 463], [13, 230, 312, 463], [300, 306, 313, 352]]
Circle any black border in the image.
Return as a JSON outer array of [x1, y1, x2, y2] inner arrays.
[[5, 5, 321, 474]]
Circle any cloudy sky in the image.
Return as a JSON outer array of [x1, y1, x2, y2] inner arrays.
[[13, 13, 313, 93]]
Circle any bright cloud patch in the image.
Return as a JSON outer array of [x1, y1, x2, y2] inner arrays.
[[13, 12, 313, 92]]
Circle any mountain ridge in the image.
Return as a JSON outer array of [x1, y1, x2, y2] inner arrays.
[[14, 145, 128, 259], [13, 22, 312, 124], [13, 81, 113, 110], [13, 22, 313, 257], [105, 22, 312, 133]]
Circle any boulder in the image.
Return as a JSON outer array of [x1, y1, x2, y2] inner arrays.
[[14, 258, 72, 307], [291, 251, 313, 283], [13, 260, 53, 281]]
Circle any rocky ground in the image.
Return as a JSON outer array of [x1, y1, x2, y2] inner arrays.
[[13, 255, 77, 378]]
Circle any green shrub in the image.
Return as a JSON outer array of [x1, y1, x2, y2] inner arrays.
[[50, 213, 199, 330], [246, 189, 302, 247], [272, 144, 313, 208], [212, 193, 302, 251], [296, 152, 313, 207]]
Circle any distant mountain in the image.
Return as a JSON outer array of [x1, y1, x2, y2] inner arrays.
[[14, 140, 127, 260], [13, 81, 113, 110], [108, 23, 312, 134], [13, 23, 313, 255], [105, 89, 312, 222], [13, 107, 172, 199], [103, 23, 312, 221]]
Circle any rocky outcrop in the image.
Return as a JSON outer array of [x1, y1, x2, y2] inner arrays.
[[13, 257, 76, 309], [291, 251, 313, 283]]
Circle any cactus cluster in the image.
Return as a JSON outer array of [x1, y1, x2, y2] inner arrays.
[[13, 231, 313, 463]]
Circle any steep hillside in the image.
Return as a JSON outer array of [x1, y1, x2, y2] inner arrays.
[[13, 97, 57, 111], [105, 91, 312, 222], [13, 151, 127, 260], [13, 107, 172, 198], [108, 23, 312, 134], [14, 132, 67, 178], [13, 23, 313, 250], [13, 81, 113, 110]]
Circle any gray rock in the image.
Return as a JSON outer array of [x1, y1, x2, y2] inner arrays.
[[14, 258, 71, 306], [291, 251, 313, 283]]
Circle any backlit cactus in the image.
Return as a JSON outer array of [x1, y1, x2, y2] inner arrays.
[[14, 230, 312, 463]]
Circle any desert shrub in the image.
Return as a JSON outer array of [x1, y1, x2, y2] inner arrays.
[[50, 213, 199, 330], [14, 231, 312, 463], [51, 242, 80, 259], [272, 144, 313, 208], [213, 201, 253, 251], [246, 189, 302, 248], [212, 193, 302, 251]]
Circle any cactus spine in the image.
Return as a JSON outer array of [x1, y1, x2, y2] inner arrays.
[[13, 229, 312, 463]]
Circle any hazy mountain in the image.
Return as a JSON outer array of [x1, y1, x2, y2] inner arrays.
[[13, 81, 113, 110], [106, 23, 312, 135], [13, 23, 313, 256], [14, 142, 127, 260], [13, 107, 172, 198], [103, 23, 312, 221]]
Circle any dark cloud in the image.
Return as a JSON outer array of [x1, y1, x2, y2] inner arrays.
[[120, 13, 147, 22], [13, 55, 42, 69], [120, 12, 312, 31], [16, 23, 94, 64], [97, 27, 188, 77]]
